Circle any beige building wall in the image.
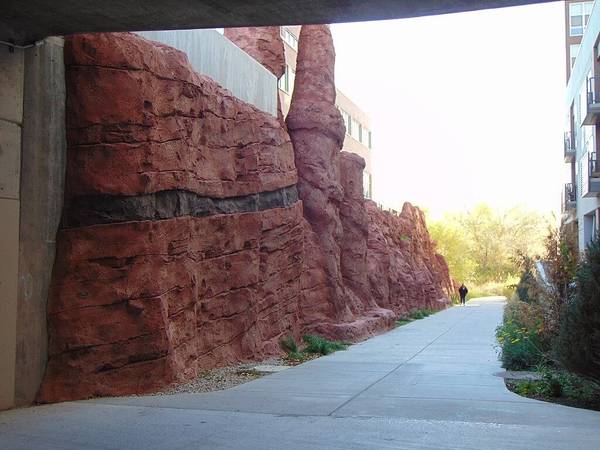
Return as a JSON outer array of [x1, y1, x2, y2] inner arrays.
[[279, 26, 374, 198]]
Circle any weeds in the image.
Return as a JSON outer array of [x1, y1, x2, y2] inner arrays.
[[279, 335, 298, 354], [395, 308, 437, 327], [508, 365, 600, 410], [496, 303, 547, 370], [279, 334, 348, 364]]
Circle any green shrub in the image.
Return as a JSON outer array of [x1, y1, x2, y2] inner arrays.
[[555, 235, 600, 384], [496, 300, 547, 370], [408, 309, 435, 320], [302, 334, 347, 355], [279, 335, 298, 354]]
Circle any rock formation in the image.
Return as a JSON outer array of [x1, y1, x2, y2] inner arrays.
[[286, 26, 395, 340], [38, 31, 452, 403], [286, 26, 349, 324], [366, 202, 454, 314], [38, 32, 305, 403]]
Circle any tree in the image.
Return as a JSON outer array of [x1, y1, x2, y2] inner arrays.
[[429, 204, 550, 285], [555, 234, 600, 384], [428, 220, 475, 283]]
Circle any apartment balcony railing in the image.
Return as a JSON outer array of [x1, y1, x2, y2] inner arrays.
[[561, 182, 576, 214], [564, 131, 575, 163], [582, 151, 600, 197], [584, 77, 600, 125]]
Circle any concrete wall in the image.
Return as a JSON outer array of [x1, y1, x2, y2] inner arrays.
[[0, 46, 24, 411], [138, 30, 277, 116], [0, 37, 66, 410], [15, 37, 66, 406]]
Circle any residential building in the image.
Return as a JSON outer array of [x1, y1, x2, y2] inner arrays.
[[565, 1, 594, 81], [564, 0, 600, 251], [279, 26, 374, 199]]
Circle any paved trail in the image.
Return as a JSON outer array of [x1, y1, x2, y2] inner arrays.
[[1, 297, 599, 449]]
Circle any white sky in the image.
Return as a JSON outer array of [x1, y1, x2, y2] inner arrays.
[[331, 2, 567, 219]]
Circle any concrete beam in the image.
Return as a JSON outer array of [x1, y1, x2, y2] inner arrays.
[[2, 0, 555, 45]]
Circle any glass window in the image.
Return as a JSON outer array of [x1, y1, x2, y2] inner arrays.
[[571, 44, 581, 68], [280, 28, 299, 51], [570, 2, 594, 36], [340, 110, 351, 135], [278, 65, 290, 93], [368, 131, 372, 149], [289, 68, 295, 94], [363, 171, 371, 199], [351, 118, 360, 140]]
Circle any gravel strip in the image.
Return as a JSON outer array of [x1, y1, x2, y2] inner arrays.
[[154, 358, 286, 395]]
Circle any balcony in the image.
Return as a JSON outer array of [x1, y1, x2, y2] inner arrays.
[[582, 152, 600, 197], [562, 183, 576, 215], [583, 77, 600, 125], [564, 132, 575, 163]]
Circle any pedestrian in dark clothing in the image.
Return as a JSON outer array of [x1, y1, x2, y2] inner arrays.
[[458, 284, 468, 306]]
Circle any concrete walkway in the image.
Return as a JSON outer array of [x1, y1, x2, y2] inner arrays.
[[1, 297, 599, 449]]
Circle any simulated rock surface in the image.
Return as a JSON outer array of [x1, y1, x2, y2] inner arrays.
[[38, 33, 304, 403], [366, 202, 454, 314], [286, 25, 349, 324], [287, 26, 395, 340], [38, 31, 452, 403]]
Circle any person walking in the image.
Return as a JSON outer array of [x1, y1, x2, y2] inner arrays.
[[458, 283, 468, 306]]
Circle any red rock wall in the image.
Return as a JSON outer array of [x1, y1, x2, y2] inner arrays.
[[39, 30, 452, 403], [366, 202, 455, 313], [38, 32, 305, 403]]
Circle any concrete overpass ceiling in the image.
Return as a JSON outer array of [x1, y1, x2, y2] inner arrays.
[[3, 0, 555, 45]]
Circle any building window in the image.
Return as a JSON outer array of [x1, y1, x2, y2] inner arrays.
[[339, 109, 351, 135], [359, 126, 370, 147], [368, 131, 372, 149], [280, 28, 299, 51], [278, 65, 295, 94], [351, 118, 360, 140], [363, 171, 372, 199], [570, 2, 594, 37], [571, 44, 581, 68]]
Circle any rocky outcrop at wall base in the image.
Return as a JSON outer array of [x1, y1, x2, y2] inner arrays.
[[38, 31, 452, 403]]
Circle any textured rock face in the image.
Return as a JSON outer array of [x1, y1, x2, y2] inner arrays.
[[38, 32, 304, 403], [286, 25, 350, 325], [64, 32, 296, 200], [39, 205, 305, 402], [39, 30, 452, 403], [366, 202, 454, 313]]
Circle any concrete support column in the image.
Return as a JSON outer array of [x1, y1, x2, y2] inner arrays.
[[0, 36, 65, 410], [0, 46, 25, 410], [15, 37, 66, 406]]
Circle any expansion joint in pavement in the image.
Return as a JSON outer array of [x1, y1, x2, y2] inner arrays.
[[327, 307, 476, 416]]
